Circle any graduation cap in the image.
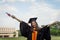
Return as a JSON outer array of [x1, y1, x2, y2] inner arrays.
[[28, 17, 37, 23]]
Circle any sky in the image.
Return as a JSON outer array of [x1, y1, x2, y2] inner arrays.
[[0, 0, 60, 30]]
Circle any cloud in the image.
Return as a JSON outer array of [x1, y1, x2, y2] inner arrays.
[[26, 2, 60, 25], [6, 0, 16, 2], [0, 0, 36, 3], [0, 0, 60, 29], [0, 0, 5, 3], [0, 4, 19, 15], [0, 0, 16, 3], [0, 4, 19, 30], [54, 0, 60, 2], [19, 0, 36, 2]]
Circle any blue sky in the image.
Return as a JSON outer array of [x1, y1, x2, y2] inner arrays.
[[0, 0, 60, 30]]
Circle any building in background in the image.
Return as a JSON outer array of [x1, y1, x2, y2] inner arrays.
[[0, 27, 18, 38]]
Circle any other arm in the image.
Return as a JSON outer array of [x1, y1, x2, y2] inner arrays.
[[6, 12, 22, 22]]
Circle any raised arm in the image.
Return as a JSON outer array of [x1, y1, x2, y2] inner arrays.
[[6, 12, 22, 22]]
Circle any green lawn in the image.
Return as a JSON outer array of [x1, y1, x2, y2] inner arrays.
[[51, 36, 60, 40], [0, 36, 60, 40]]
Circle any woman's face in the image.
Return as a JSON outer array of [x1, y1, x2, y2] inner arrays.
[[31, 21, 37, 28]]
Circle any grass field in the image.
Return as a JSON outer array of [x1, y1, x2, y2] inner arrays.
[[51, 36, 60, 40], [0, 36, 60, 40]]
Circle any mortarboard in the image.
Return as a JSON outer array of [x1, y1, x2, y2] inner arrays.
[[28, 17, 37, 23]]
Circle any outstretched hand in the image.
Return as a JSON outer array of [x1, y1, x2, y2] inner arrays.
[[6, 12, 16, 19], [6, 12, 11, 16], [6, 12, 22, 22]]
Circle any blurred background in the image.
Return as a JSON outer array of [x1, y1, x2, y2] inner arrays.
[[0, 0, 60, 40]]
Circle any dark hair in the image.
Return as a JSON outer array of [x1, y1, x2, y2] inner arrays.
[[31, 21, 39, 31]]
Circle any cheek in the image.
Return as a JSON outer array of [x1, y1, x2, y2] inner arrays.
[[31, 22, 37, 26]]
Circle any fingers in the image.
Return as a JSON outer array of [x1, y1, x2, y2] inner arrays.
[[6, 12, 11, 16]]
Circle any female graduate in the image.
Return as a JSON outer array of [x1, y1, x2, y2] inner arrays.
[[6, 12, 51, 40]]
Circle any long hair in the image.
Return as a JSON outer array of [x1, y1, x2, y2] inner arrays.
[[31, 21, 39, 31]]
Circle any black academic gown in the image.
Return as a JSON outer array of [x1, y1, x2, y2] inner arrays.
[[20, 21, 51, 40], [41, 25, 51, 40]]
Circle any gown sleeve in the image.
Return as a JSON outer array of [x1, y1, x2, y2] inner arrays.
[[43, 25, 51, 40], [20, 21, 31, 37]]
